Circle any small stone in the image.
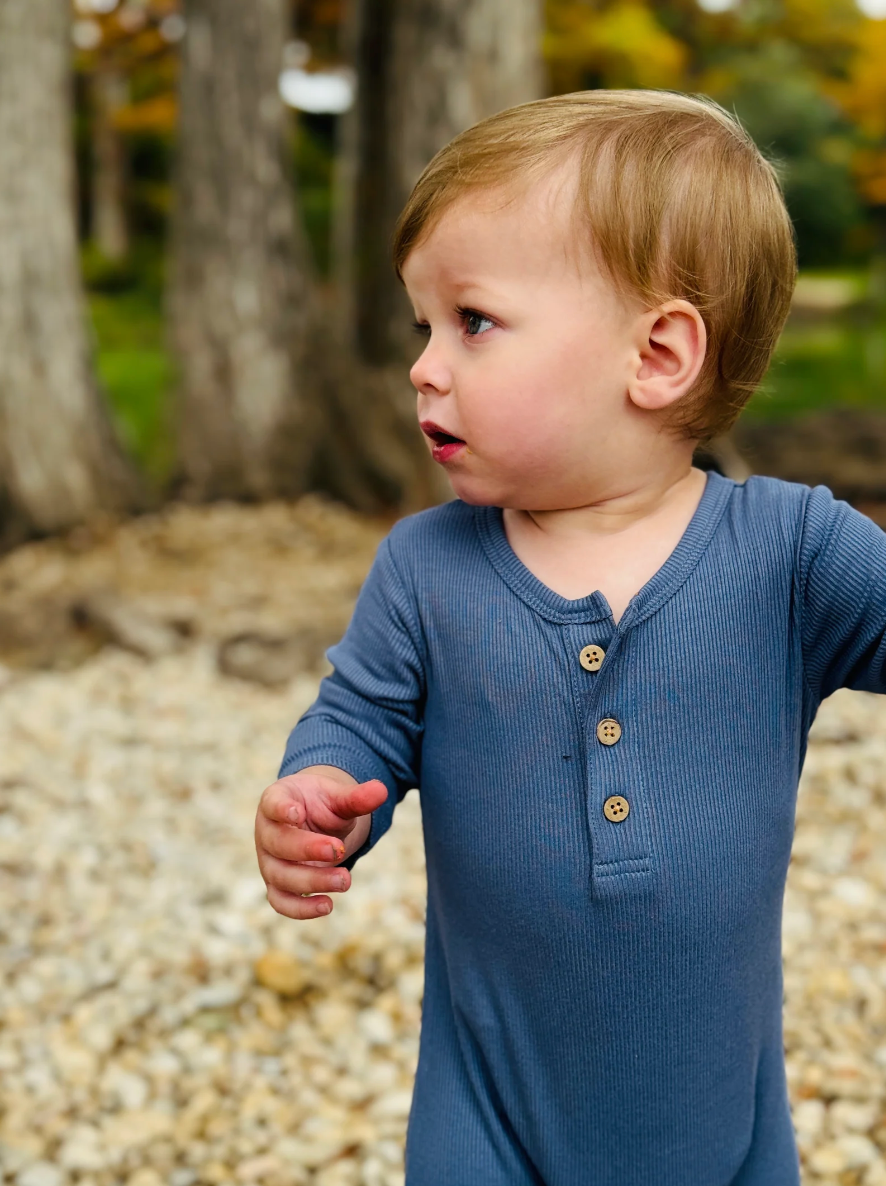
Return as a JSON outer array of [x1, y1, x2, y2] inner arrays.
[[188, 980, 244, 1012], [126, 1172, 165, 1186], [235, 1156, 281, 1182], [829, 1099, 879, 1134], [75, 591, 184, 660], [809, 1134, 879, 1175], [169, 1172, 198, 1186], [198, 1163, 233, 1185], [103, 1067, 150, 1111], [16, 1165, 67, 1186], [313, 1160, 359, 1186], [103, 1109, 174, 1151], [78, 1022, 115, 1054], [834, 1133, 879, 1168], [793, 1097, 825, 1138], [864, 1160, 886, 1186], [254, 951, 305, 997], [218, 630, 335, 687], [358, 1009, 394, 1047], [370, 1091, 414, 1119], [57, 1124, 105, 1170]]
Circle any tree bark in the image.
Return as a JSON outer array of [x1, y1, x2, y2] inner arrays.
[[319, 0, 543, 512], [0, 0, 137, 540], [92, 64, 129, 261], [169, 0, 311, 502]]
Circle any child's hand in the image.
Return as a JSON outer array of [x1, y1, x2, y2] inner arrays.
[[255, 766, 388, 919]]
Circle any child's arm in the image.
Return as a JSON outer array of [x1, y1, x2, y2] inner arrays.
[[255, 765, 388, 919], [799, 486, 886, 701], [258, 532, 426, 915]]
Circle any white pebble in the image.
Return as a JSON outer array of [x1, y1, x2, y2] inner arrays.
[[17, 1165, 67, 1186]]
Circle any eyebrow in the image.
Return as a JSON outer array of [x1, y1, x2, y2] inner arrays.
[[439, 278, 512, 306]]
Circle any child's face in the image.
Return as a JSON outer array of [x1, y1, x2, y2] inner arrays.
[[402, 174, 651, 510]]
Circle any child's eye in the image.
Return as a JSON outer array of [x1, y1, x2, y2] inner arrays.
[[458, 308, 495, 337], [412, 321, 431, 338]]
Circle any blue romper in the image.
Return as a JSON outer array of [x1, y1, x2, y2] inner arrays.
[[280, 472, 886, 1186]]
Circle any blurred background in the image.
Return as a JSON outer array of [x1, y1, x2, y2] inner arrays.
[[1, 0, 885, 538], [2, 3, 886, 1186]]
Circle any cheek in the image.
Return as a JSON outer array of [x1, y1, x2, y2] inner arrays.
[[466, 346, 610, 443]]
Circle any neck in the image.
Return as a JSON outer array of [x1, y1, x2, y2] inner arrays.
[[511, 456, 703, 541]]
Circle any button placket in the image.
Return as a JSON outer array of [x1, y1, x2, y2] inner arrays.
[[565, 625, 651, 888]]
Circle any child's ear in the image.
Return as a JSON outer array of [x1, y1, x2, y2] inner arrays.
[[627, 301, 707, 413]]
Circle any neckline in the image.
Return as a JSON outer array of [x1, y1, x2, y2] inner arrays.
[[472, 470, 735, 628]]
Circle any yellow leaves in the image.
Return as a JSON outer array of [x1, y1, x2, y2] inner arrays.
[[852, 149, 886, 207], [836, 20, 886, 140], [830, 20, 886, 205], [594, 3, 687, 88], [781, 0, 862, 51], [545, 0, 687, 92], [113, 92, 177, 134]]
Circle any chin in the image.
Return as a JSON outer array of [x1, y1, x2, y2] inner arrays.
[[445, 475, 504, 507]]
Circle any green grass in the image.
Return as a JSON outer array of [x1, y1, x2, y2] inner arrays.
[[745, 265, 886, 422], [86, 279, 174, 487], [748, 317, 886, 422]]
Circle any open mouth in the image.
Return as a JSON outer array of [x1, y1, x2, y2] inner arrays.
[[420, 421, 465, 447], [419, 420, 467, 464]]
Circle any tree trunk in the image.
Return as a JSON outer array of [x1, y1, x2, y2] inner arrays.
[[169, 0, 311, 502], [318, 0, 543, 512], [92, 64, 129, 261], [0, 0, 137, 540]]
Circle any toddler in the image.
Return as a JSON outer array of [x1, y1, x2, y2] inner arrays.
[[255, 91, 886, 1184]]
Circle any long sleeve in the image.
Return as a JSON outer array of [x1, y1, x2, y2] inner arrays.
[[278, 532, 426, 863], [798, 485, 886, 701]]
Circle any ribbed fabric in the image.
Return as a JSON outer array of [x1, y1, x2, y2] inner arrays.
[[280, 472, 886, 1186]]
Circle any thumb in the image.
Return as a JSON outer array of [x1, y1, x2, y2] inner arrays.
[[322, 778, 389, 823]]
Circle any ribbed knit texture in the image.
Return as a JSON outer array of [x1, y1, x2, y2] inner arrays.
[[280, 472, 886, 1186]]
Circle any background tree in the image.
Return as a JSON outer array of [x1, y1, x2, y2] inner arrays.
[[315, 0, 544, 512], [168, 0, 310, 501], [0, 0, 136, 541], [61, 0, 886, 518], [72, 1, 181, 258], [92, 59, 130, 260]]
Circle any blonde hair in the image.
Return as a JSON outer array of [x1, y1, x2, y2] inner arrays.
[[393, 90, 797, 441]]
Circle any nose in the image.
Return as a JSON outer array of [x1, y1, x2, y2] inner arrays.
[[410, 338, 452, 396]]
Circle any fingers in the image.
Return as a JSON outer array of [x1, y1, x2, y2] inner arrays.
[[259, 772, 386, 829], [261, 854, 351, 899], [266, 884, 334, 920], [319, 778, 389, 823], [259, 776, 311, 827], [256, 811, 346, 864], [262, 857, 351, 920], [256, 773, 387, 922]]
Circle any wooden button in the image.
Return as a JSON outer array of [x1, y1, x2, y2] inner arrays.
[[603, 795, 629, 822], [579, 644, 605, 672], [596, 718, 622, 745]]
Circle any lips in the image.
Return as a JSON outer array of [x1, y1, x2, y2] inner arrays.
[[420, 420, 467, 464]]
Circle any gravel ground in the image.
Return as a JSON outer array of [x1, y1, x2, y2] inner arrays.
[[1, 500, 885, 1186]]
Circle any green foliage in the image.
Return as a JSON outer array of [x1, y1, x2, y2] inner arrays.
[[292, 114, 336, 276], [544, 0, 886, 268], [85, 252, 174, 486], [711, 43, 863, 268], [750, 321, 886, 421], [746, 270, 886, 421]]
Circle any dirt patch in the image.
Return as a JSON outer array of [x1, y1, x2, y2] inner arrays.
[[735, 411, 886, 504], [0, 496, 389, 675]]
